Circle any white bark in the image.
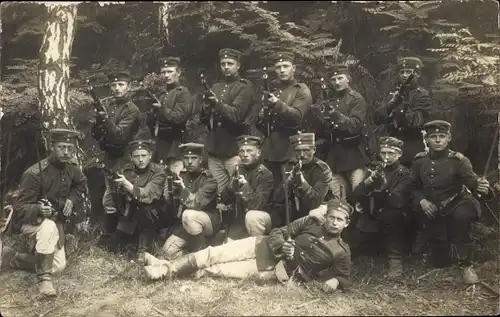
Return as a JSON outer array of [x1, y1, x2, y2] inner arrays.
[[159, 2, 173, 44]]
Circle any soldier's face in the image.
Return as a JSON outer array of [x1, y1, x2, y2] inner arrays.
[[131, 149, 151, 169], [324, 209, 349, 235], [274, 61, 295, 81], [330, 74, 350, 91], [379, 148, 402, 166], [398, 68, 418, 83], [160, 66, 181, 85], [220, 58, 240, 77], [183, 154, 202, 172], [52, 142, 76, 163], [238, 145, 261, 165], [426, 132, 451, 151], [294, 145, 315, 164], [110, 80, 130, 98]]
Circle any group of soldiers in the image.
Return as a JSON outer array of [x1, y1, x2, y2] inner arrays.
[[0, 48, 496, 298]]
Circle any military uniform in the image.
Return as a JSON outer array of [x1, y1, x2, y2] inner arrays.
[[146, 57, 192, 175], [272, 133, 334, 226], [11, 129, 87, 297], [374, 57, 432, 167], [256, 52, 313, 187], [102, 140, 166, 258], [222, 136, 274, 236], [144, 200, 352, 292], [410, 121, 494, 277], [351, 137, 411, 277], [200, 48, 255, 197], [163, 143, 219, 259]]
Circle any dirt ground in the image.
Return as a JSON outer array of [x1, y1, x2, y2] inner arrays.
[[1, 237, 499, 317]]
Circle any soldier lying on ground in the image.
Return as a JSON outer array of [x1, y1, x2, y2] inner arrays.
[[143, 199, 353, 293]]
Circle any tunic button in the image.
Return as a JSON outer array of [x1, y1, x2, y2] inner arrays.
[[431, 161, 435, 164], [334, 124, 339, 128], [430, 175, 434, 178], [217, 122, 222, 127]]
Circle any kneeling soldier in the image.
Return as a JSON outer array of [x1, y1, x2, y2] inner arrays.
[[162, 143, 218, 259], [102, 140, 166, 262], [4, 129, 87, 297], [143, 199, 353, 293], [411, 120, 494, 284], [222, 135, 274, 237], [350, 136, 411, 278]]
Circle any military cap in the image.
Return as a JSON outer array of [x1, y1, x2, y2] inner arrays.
[[327, 199, 354, 218], [397, 57, 423, 70], [423, 120, 451, 135], [219, 48, 241, 62], [236, 135, 262, 148], [159, 56, 181, 68], [179, 142, 204, 156], [49, 128, 80, 143], [274, 51, 295, 64], [379, 136, 404, 152], [331, 64, 349, 76], [128, 140, 155, 153], [108, 70, 131, 83], [289, 132, 315, 148]]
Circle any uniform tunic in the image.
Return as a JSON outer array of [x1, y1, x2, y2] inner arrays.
[[273, 157, 333, 225], [13, 156, 88, 246], [374, 84, 432, 166], [146, 84, 192, 162], [200, 75, 254, 158], [102, 162, 166, 234], [257, 79, 313, 162], [91, 95, 141, 167]]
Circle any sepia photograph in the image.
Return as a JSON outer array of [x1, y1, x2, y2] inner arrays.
[[0, 1, 499, 316]]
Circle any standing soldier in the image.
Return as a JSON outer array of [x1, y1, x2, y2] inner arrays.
[[310, 64, 369, 198], [273, 133, 334, 225], [349, 136, 411, 278], [200, 48, 255, 202], [147, 56, 192, 176], [102, 140, 166, 263], [256, 51, 313, 188], [5, 129, 87, 297], [90, 70, 141, 236], [162, 143, 218, 259], [411, 120, 494, 284], [374, 57, 432, 167], [222, 135, 274, 237]]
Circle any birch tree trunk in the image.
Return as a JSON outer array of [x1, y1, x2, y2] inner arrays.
[[38, 3, 78, 132], [159, 2, 174, 45]]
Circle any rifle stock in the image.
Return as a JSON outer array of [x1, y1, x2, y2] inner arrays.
[[86, 80, 107, 113]]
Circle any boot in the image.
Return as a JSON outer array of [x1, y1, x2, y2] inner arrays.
[[36, 253, 56, 297], [144, 252, 168, 266], [11, 253, 37, 271], [144, 253, 198, 281], [387, 255, 403, 279], [460, 265, 479, 285], [189, 233, 206, 252], [137, 231, 154, 265]]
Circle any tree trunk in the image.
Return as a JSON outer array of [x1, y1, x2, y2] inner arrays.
[[38, 3, 78, 133], [159, 2, 174, 45]]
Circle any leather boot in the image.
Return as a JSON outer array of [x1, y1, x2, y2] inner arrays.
[[11, 253, 37, 271], [144, 253, 198, 281], [189, 233, 206, 252], [137, 231, 154, 265], [36, 253, 56, 297], [387, 255, 403, 279]]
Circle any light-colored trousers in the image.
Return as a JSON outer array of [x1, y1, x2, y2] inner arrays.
[[20, 218, 66, 273], [207, 155, 241, 195], [245, 210, 272, 236], [331, 168, 366, 198]]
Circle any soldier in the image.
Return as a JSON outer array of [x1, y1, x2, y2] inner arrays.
[[102, 140, 166, 262], [147, 56, 192, 176], [349, 136, 411, 278], [410, 120, 494, 284], [90, 70, 141, 236], [272, 133, 335, 226], [222, 135, 274, 237], [374, 57, 432, 167], [4, 129, 87, 297], [310, 64, 369, 197], [143, 199, 353, 293], [256, 51, 313, 188], [162, 143, 218, 259], [200, 48, 255, 202]]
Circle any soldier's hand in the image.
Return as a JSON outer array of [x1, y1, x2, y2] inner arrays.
[[309, 204, 327, 224], [364, 175, 375, 186], [322, 278, 339, 293], [238, 175, 248, 186], [268, 93, 278, 104], [97, 110, 107, 118], [477, 177, 490, 195], [113, 173, 127, 185], [152, 102, 161, 109], [174, 178, 186, 189], [62, 199, 73, 217], [38, 202, 54, 218], [282, 241, 295, 259], [420, 199, 438, 219]]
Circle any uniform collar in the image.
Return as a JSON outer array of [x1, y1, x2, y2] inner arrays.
[[385, 161, 400, 172], [429, 148, 449, 159], [115, 94, 131, 104], [133, 164, 151, 174], [222, 74, 240, 83], [279, 78, 297, 88], [166, 82, 180, 91], [48, 155, 66, 170], [241, 160, 260, 172], [332, 88, 349, 97]]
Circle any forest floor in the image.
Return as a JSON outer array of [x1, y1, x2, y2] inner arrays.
[[1, 234, 499, 317]]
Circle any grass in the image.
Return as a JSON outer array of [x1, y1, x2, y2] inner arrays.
[[1, 235, 499, 317]]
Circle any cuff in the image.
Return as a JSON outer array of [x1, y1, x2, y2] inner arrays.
[[295, 180, 313, 198], [273, 99, 286, 113], [132, 186, 141, 200]]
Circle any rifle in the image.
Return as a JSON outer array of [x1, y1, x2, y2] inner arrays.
[[86, 80, 107, 113], [282, 165, 292, 243], [200, 72, 215, 130], [33, 127, 54, 221], [387, 73, 414, 127], [140, 81, 162, 137], [260, 67, 272, 136], [320, 77, 333, 121]]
